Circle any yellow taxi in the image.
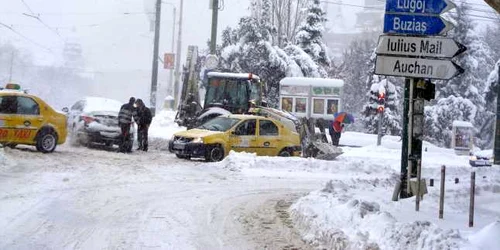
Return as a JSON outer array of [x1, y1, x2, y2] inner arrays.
[[0, 83, 67, 153], [169, 114, 301, 161]]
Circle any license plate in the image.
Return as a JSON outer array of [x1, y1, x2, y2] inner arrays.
[[173, 143, 185, 150], [475, 160, 486, 165]]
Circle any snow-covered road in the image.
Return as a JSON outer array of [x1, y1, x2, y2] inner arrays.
[[0, 144, 328, 249], [1, 112, 499, 250]]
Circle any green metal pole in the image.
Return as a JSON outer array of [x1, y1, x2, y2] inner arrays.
[[400, 79, 410, 198]]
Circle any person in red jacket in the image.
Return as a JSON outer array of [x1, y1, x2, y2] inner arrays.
[[329, 120, 344, 146]]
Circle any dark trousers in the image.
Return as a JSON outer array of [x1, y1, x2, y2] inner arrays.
[[137, 125, 149, 151], [119, 123, 132, 152], [330, 132, 341, 146]]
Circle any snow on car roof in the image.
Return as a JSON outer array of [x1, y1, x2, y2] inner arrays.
[[280, 77, 344, 87], [452, 120, 474, 127], [83, 97, 123, 112], [207, 72, 260, 80]]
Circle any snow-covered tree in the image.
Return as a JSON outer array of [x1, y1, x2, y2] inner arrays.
[[479, 60, 500, 148], [219, 8, 302, 107], [251, 0, 310, 47], [338, 39, 377, 116], [427, 2, 496, 148], [362, 76, 401, 136], [483, 20, 500, 62], [424, 96, 477, 148], [294, 0, 330, 76]]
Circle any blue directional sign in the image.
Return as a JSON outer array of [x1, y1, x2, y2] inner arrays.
[[385, 0, 456, 15], [383, 13, 454, 36]]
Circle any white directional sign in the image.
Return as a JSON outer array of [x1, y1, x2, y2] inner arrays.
[[375, 55, 464, 80], [376, 35, 467, 58]]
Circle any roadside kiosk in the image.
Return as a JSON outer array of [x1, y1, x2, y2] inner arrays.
[[279, 77, 344, 121], [452, 120, 474, 155]]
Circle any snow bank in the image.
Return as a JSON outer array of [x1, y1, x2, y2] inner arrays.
[[469, 221, 500, 250], [216, 150, 397, 180], [290, 182, 466, 250], [149, 110, 184, 139]]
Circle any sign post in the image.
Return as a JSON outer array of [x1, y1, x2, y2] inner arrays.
[[376, 0, 466, 201]]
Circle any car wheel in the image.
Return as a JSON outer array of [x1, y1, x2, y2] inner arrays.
[[36, 130, 58, 153], [278, 148, 292, 157], [206, 145, 224, 162]]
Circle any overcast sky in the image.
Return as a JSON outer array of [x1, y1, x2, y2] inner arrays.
[[0, 0, 495, 72]]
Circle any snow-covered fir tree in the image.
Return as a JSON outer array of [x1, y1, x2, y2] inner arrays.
[[424, 96, 477, 148], [362, 76, 401, 136], [426, 2, 496, 148], [338, 39, 377, 117], [480, 60, 500, 148], [218, 0, 333, 106], [294, 0, 330, 76], [219, 3, 303, 107]]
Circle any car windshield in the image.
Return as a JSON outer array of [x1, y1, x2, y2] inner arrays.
[[197, 117, 240, 132], [205, 78, 250, 110]]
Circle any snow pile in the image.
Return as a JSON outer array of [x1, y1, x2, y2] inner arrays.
[[219, 151, 257, 171], [148, 109, 185, 150], [290, 182, 466, 250], [217, 150, 396, 179], [469, 221, 500, 249]]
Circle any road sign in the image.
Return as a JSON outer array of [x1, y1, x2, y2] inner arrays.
[[164, 53, 175, 69], [385, 0, 456, 15], [376, 35, 467, 58], [375, 55, 464, 79], [383, 13, 454, 36]]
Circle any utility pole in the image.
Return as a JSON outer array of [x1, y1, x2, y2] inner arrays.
[[150, 0, 162, 117], [173, 0, 184, 109], [210, 0, 219, 54], [169, 7, 176, 98]]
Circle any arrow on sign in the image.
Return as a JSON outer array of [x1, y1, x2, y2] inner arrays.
[[385, 0, 456, 15], [375, 55, 464, 80], [376, 35, 467, 58], [383, 13, 454, 36]]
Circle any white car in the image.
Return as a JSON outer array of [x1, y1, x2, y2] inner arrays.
[[469, 149, 493, 167], [66, 97, 135, 147]]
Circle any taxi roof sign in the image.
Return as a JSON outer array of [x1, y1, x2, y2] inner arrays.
[[5, 83, 21, 90]]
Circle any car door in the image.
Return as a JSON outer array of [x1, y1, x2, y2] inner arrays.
[[229, 119, 258, 154], [255, 119, 281, 156], [13, 96, 44, 143], [0, 95, 18, 143], [0, 95, 43, 144]]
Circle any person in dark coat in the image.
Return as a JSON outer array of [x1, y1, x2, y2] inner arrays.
[[134, 99, 152, 151], [118, 97, 136, 153], [329, 120, 344, 146]]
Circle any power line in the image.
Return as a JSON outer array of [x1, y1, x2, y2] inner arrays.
[[0, 20, 55, 54], [20, 0, 63, 40]]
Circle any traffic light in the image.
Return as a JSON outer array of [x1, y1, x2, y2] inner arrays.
[[423, 80, 435, 101], [416, 79, 435, 101], [377, 91, 385, 113]]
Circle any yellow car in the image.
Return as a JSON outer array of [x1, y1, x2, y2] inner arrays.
[[169, 114, 302, 161], [0, 83, 67, 153]]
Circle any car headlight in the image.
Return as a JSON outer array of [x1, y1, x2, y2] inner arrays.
[[470, 155, 477, 161], [192, 137, 203, 143]]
